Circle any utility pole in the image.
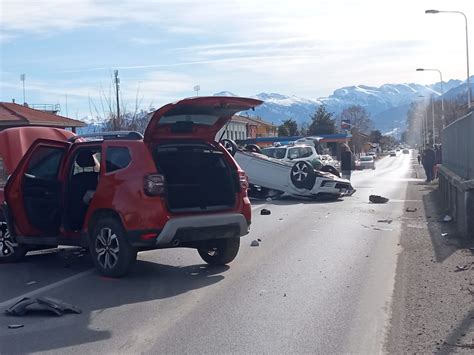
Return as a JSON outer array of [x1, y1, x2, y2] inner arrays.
[[20, 74, 26, 104], [114, 70, 120, 131], [194, 85, 200, 96]]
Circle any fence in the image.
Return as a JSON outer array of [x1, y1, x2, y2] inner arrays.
[[442, 111, 474, 180]]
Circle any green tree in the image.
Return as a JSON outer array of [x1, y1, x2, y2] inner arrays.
[[308, 105, 336, 135], [278, 118, 298, 136], [278, 124, 289, 137]]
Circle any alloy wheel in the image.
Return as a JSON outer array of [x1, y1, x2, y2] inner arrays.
[[292, 162, 309, 182], [95, 227, 120, 270]]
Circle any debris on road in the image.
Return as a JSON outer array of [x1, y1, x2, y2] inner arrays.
[[443, 215, 453, 222], [377, 219, 393, 224], [373, 227, 394, 231], [260, 209, 271, 215], [250, 240, 260, 247], [446, 343, 474, 349], [5, 297, 81, 317], [8, 324, 24, 329], [369, 195, 389, 204], [257, 238, 262, 242], [266, 197, 272, 202], [454, 265, 470, 272], [406, 207, 418, 212], [441, 233, 449, 238], [283, 293, 287, 297]]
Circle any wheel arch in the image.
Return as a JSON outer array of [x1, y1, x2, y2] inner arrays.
[[87, 209, 125, 237]]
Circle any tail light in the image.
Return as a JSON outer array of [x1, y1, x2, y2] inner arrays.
[[144, 174, 166, 196], [239, 171, 249, 190]]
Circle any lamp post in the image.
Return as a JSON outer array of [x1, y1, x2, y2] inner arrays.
[[416, 68, 445, 128], [425, 9, 471, 109]]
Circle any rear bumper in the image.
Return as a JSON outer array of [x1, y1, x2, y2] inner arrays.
[[156, 213, 249, 246]]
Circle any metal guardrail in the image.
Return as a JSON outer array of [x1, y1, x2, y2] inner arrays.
[[29, 104, 61, 112], [442, 111, 474, 180]]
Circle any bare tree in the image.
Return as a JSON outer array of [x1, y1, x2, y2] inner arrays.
[[339, 105, 373, 133]]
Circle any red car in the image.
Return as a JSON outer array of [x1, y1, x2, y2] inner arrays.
[[0, 96, 262, 277]]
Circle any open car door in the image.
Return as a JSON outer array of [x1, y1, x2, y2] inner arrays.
[[4, 139, 71, 237]]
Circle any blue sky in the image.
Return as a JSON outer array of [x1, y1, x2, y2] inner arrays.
[[0, 0, 473, 120]]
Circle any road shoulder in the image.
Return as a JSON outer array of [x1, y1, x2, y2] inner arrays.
[[387, 163, 474, 353]]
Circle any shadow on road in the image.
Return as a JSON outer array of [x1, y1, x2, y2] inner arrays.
[[0, 255, 227, 353]]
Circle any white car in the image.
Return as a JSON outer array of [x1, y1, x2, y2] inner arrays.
[[221, 140, 353, 199], [261, 144, 322, 169], [356, 156, 375, 170]]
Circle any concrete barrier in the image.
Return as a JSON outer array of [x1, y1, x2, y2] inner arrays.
[[439, 111, 474, 238]]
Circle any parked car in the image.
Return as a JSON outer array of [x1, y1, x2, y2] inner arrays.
[[0, 96, 261, 277], [389, 150, 397, 157], [367, 151, 377, 159], [221, 140, 352, 200], [356, 156, 375, 170], [402, 149, 410, 154]]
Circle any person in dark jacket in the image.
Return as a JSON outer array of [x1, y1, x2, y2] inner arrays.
[[423, 147, 436, 182], [340, 143, 354, 180]]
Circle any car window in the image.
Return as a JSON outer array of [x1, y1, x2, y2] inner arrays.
[[0, 156, 6, 186], [106, 147, 131, 172], [360, 156, 373, 161], [300, 147, 313, 158], [72, 149, 102, 176], [288, 148, 300, 159], [26, 146, 65, 180]]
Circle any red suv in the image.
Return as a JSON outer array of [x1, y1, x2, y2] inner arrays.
[[0, 96, 262, 277]]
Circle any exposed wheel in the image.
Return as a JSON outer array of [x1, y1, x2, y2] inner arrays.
[[244, 144, 262, 154], [198, 238, 240, 265], [320, 165, 341, 177], [290, 161, 316, 189], [220, 139, 238, 156], [89, 217, 137, 277], [0, 221, 27, 263]]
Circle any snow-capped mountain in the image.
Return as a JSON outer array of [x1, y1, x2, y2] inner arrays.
[[217, 77, 473, 135]]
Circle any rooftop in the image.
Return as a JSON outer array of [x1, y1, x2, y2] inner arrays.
[[0, 102, 86, 129]]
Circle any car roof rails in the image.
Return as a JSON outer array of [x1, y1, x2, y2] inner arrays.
[[68, 131, 144, 142]]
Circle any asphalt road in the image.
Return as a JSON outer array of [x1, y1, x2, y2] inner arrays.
[[0, 151, 414, 354]]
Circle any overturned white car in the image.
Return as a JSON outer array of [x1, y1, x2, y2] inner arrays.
[[221, 140, 353, 199]]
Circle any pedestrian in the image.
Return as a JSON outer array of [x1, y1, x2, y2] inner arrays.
[[340, 143, 356, 195], [340, 143, 356, 178], [424, 147, 436, 182], [417, 153, 421, 165]]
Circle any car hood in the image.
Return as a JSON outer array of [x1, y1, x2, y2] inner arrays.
[[144, 96, 263, 142]]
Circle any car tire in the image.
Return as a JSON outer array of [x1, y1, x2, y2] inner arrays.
[[0, 221, 27, 263], [220, 139, 238, 156], [290, 161, 316, 189], [244, 144, 262, 154], [89, 217, 137, 277], [198, 237, 240, 265]]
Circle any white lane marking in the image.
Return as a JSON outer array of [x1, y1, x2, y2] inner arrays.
[[0, 269, 94, 309]]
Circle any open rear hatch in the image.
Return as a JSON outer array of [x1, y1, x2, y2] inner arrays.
[[144, 96, 262, 142], [145, 96, 262, 213]]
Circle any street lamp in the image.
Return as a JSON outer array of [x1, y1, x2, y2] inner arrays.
[[416, 68, 445, 128], [425, 9, 471, 109]]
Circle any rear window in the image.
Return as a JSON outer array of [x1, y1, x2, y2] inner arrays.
[[360, 156, 373, 161], [106, 147, 131, 172], [158, 114, 219, 126]]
